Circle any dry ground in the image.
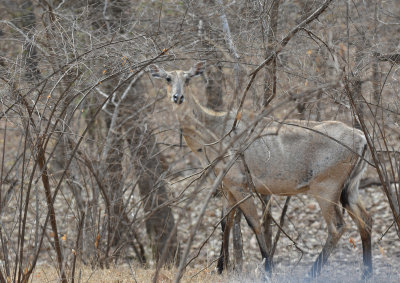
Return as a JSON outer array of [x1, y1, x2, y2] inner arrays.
[[31, 265, 224, 283], [30, 183, 400, 283]]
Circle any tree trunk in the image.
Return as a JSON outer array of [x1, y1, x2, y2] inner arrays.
[[263, 0, 280, 107], [103, 105, 125, 246], [262, 0, 281, 260], [372, 1, 381, 104], [124, 80, 179, 266]]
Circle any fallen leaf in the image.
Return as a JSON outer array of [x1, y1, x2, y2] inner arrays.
[[307, 203, 316, 211], [349, 237, 356, 249], [379, 245, 385, 256], [339, 42, 346, 57], [95, 233, 100, 248]]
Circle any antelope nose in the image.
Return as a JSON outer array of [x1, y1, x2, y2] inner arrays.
[[173, 94, 184, 104]]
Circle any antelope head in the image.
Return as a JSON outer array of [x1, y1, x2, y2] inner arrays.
[[149, 61, 205, 105]]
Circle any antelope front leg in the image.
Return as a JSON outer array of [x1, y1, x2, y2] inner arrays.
[[229, 188, 271, 274], [217, 199, 235, 274]]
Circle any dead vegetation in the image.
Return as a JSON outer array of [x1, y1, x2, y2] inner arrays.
[[1, 0, 400, 282]]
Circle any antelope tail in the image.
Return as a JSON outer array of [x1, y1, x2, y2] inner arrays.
[[340, 144, 368, 208]]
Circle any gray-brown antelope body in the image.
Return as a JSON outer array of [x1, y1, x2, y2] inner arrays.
[[150, 62, 372, 279]]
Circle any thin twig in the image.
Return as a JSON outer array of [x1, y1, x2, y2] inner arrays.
[[71, 211, 85, 283], [270, 196, 291, 259]]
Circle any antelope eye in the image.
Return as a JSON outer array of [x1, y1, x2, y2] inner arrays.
[[166, 77, 171, 83]]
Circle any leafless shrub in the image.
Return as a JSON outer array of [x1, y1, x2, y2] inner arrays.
[[0, 1, 400, 282]]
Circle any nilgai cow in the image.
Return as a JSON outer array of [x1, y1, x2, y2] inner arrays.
[[149, 61, 372, 279]]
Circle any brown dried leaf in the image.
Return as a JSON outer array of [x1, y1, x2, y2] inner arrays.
[[379, 245, 385, 256], [349, 237, 356, 249], [95, 233, 100, 248]]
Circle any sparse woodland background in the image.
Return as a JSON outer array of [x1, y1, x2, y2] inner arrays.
[[1, 0, 400, 282]]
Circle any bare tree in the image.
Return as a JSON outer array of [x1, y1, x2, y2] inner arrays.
[[2, 1, 400, 282]]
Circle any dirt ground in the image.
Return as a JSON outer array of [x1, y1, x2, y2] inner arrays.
[[30, 182, 400, 283], [194, 186, 400, 283]]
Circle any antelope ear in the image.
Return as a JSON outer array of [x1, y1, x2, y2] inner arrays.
[[187, 61, 206, 77], [149, 64, 167, 78]]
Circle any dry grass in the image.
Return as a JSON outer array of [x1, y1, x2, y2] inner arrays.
[[30, 261, 400, 283], [31, 265, 226, 283]]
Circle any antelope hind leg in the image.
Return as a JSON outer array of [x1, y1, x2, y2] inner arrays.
[[343, 197, 373, 278], [309, 198, 346, 278]]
